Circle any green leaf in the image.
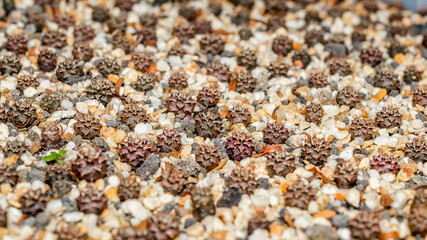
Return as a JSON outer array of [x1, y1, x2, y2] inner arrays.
[[58, 150, 67, 155], [42, 155, 57, 162]]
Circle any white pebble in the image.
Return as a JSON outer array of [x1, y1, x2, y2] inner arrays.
[[367, 170, 381, 179], [168, 56, 183, 68], [391, 191, 408, 209], [337, 228, 351, 240], [264, 104, 276, 116], [46, 200, 63, 212], [64, 141, 76, 151], [39, 80, 52, 89], [108, 175, 120, 186], [307, 201, 319, 214], [143, 197, 161, 210], [160, 194, 174, 204], [135, 123, 152, 135], [42, 232, 56, 240], [59, 110, 76, 118], [294, 215, 311, 229], [122, 199, 150, 220], [61, 100, 73, 110], [363, 192, 381, 210], [250, 189, 270, 207], [294, 167, 314, 178], [369, 178, 381, 190], [323, 105, 340, 117], [8, 207, 23, 224], [375, 136, 389, 147], [0, 78, 16, 90], [346, 189, 360, 208], [63, 212, 84, 222], [248, 229, 269, 240], [23, 87, 38, 97], [281, 228, 296, 239], [411, 119, 423, 129], [339, 147, 353, 161], [75, 102, 88, 114], [156, 60, 170, 72], [270, 195, 278, 206], [321, 184, 338, 195], [31, 180, 46, 192], [0, 124, 9, 142]]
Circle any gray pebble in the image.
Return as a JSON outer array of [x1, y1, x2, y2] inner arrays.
[[325, 43, 347, 58], [239, 29, 252, 40], [11, 90, 21, 97], [416, 114, 425, 121], [17, 168, 30, 182], [21, 217, 36, 227], [24, 24, 36, 35], [42, 111, 50, 118], [257, 178, 269, 189], [72, 135, 83, 148], [305, 224, 338, 240], [330, 146, 340, 155], [389, 90, 400, 97], [29, 168, 46, 182], [61, 195, 78, 212], [213, 138, 226, 149], [52, 180, 73, 198], [117, 123, 130, 133], [422, 49, 427, 59], [355, 179, 369, 191], [181, 120, 195, 137], [106, 119, 119, 127], [136, 154, 161, 180], [93, 137, 109, 152], [331, 214, 348, 228], [191, 142, 201, 154], [35, 161, 47, 169], [35, 212, 49, 229], [343, 117, 350, 125], [9, 129, 19, 137]]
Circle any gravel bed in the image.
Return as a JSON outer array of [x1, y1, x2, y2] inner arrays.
[[0, 0, 426, 239]]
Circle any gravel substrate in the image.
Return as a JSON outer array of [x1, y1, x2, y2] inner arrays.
[[0, 0, 426, 239]]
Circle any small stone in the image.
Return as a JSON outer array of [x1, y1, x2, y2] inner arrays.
[[61, 100, 73, 110], [250, 189, 270, 207], [134, 123, 152, 135], [121, 199, 150, 220], [156, 60, 170, 72], [411, 119, 423, 129], [108, 175, 120, 186], [106, 120, 119, 127], [46, 200, 63, 212], [305, 224, 338, 240], [346, 188, 360, 207], [337, 228, 351, 240], [332, 214, 348, 228], [23, 87, 38, 97], [28, 169, 46, 182], [35, 212, 49, 229], [63, 212, 84, 222], [8, 207, 22, 224], [217, 188, 242, 207], [136, 154, 160, 180], [75, 102, 88, 114]]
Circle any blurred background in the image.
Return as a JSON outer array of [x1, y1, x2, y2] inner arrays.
[[381, 0, 427, 12]]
